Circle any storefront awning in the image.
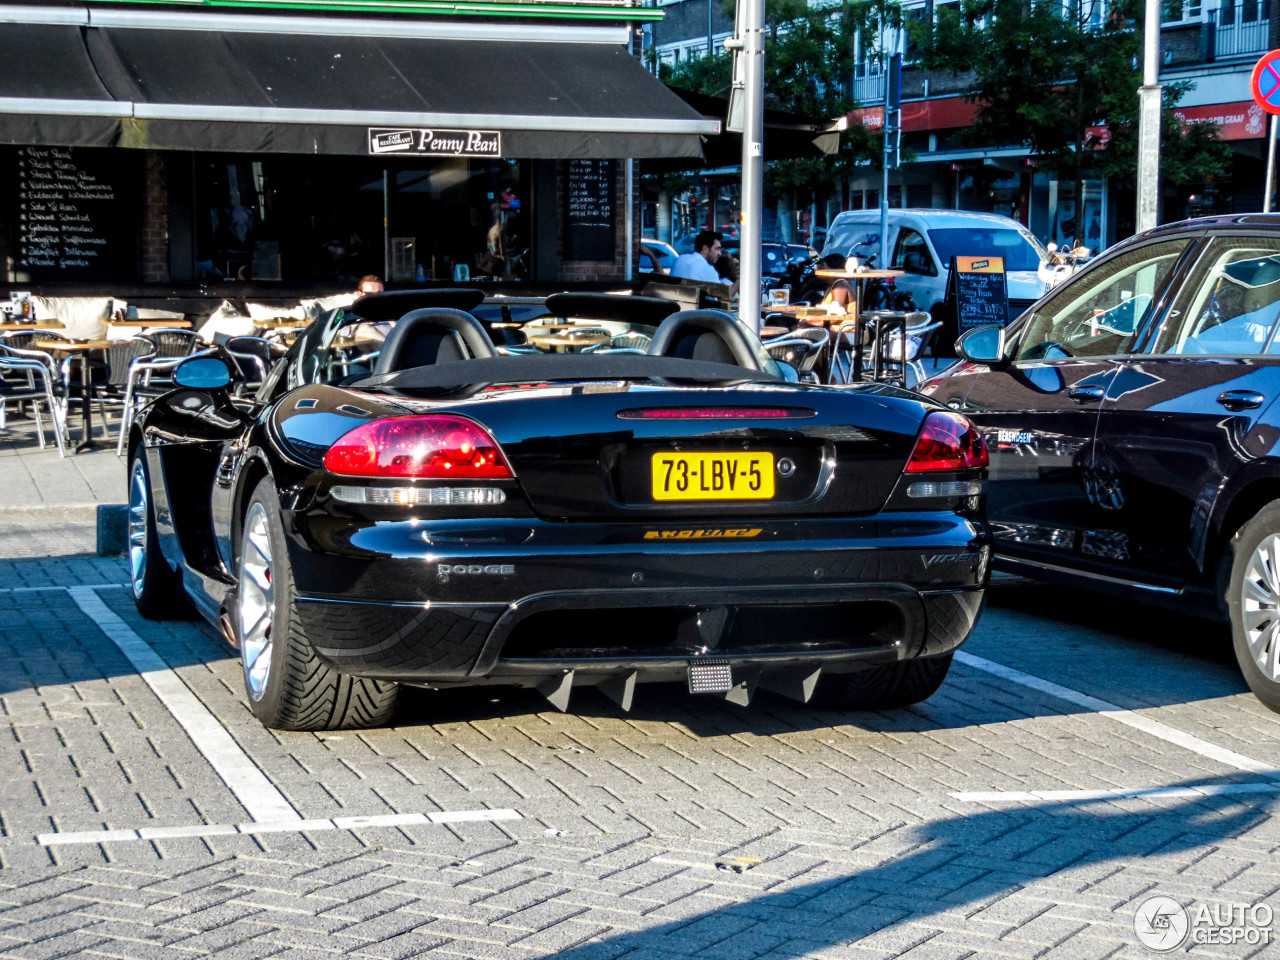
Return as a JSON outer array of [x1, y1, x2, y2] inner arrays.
[[665, 88, 843, 168], [0, 11, 719, 158]]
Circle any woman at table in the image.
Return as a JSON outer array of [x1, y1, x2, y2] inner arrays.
[[816, 254, 854, 313]]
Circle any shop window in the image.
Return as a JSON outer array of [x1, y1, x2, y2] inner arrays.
[[193, 156, 528, 285]]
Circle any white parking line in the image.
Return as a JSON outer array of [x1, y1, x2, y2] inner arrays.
[[0, 583, 126, 594], [67, 586, 301, 823], [952, 782, 1280, 804], [955, 651, 1280, 775], [36, 809, 521, 847]]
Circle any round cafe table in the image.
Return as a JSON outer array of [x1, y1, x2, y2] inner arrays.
[[0, 322, 65, 332], [33, 339, 113, 452]]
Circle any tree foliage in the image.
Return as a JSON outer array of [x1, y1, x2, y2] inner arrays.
[[658, 0, 878, 200], [910, 0, 1229, 212]]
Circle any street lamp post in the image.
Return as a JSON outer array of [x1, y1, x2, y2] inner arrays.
[[1136, 0, 1162, 232], [732, 0, 765, 333]]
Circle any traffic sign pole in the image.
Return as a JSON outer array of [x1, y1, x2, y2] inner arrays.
[[1267, 115, 1277, 214], [1250, 50, 1280, 213]]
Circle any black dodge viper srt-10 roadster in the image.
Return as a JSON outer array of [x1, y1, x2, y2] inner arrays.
[[126, 291, 990, 730]]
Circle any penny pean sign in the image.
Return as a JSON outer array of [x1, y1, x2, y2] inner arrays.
[[368, 128, 501, 157]]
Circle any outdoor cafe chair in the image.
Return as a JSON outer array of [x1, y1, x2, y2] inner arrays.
[[225, 336, 284, 394], [0, 344, 67, 456], [61, 337, 156, 445], [114, 332, 211, 455], [762, 335, 823, 383]]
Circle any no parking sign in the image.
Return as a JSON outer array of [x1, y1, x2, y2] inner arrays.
[[1254, 50, 1280, 115]]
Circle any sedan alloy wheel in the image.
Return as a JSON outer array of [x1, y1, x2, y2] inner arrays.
[[1241, 533, 1280, 683]]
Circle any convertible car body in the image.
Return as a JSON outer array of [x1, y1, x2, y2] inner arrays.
[[127, 292, 990, 730]]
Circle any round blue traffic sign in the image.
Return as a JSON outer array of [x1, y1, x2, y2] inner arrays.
[[1252, 50, 1280, 116]]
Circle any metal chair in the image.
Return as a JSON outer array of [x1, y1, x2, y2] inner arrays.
[[0, 329, 68, 352], [0, 345, 67, 456], [145, 328, 205, 359], [113, 333, 210, 455], [870, 313, 940, 388], [762, 336, 824, 383], [225, 336, 281, 392], [610, 332, 652, 351]]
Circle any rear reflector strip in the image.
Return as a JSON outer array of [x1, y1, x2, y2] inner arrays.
[[907, 480, 984, 498], [618, 407, 816, 420], [331, 486, 507, 506]]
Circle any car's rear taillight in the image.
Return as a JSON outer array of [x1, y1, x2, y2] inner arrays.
[[324, 415, 513, 479], [905, 412, 988, 473]]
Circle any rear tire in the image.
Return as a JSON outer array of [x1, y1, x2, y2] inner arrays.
[[237, 478, 399, 730], [127, 451, 188, 620], [811, 653, 953, 710], [1226, 503, 1280, 714]]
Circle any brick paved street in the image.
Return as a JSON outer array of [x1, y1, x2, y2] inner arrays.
[[0, 533, 1278, 957]]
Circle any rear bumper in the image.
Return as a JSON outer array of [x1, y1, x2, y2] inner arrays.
[[285, 512, 988, 684]]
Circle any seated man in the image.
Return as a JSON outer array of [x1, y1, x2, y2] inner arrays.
[[670, 231, 723, 283]]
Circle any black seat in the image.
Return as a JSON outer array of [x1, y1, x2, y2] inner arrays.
[[373, 308, 496, 375], [646, 310, 766, 371]]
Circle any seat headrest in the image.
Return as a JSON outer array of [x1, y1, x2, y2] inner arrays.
[[647, 310, 765, 371], [373, 308, 496, 375]]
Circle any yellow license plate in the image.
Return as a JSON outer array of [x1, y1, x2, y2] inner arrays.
[[651, 452, 775, 501]]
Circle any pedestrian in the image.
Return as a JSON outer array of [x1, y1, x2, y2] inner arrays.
[[670, 230, 723, 283], [357, 275, 384, 295]]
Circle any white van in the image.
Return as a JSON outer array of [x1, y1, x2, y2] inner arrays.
[[821, 209, 1051, 321]]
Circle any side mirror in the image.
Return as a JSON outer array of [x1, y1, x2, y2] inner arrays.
[[174, 355, 233, 390], [956, 325, 1006, 365]]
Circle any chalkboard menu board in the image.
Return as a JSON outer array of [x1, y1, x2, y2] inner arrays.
[[949, 256, 1009, 332], [564, 159, 615, 262], [11, 147, 140, 282]]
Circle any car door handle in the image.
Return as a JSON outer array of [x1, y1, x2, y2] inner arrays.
[[1067, 384, 1105, 403], [1218, 390, 1265, 411]]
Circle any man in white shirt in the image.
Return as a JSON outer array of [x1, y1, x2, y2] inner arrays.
[[670, 231, 723, 283]]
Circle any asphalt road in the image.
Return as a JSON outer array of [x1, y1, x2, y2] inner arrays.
[[0, 554, 1277, 959]]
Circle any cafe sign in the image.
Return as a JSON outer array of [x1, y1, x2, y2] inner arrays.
[[368, 128, 501, 157]]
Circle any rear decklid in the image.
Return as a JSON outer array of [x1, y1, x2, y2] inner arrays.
[[382, 381, 931, 520]]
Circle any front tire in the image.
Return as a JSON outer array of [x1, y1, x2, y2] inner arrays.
[[127, 451, 187, 620], [237, 478, 399, 730], [1227, 503, 1280, 713], [811, 653, 953, 710]]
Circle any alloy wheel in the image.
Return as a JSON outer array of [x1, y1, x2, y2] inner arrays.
[[239, 503, 275, 701], [1241, 533, 1280, 682], [128, 458, 149, 598]]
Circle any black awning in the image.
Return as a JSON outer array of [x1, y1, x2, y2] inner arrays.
[[0, 20, 718, 159], [659, 87, 841, 169]]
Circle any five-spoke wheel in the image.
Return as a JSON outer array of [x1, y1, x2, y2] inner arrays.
[[238, 501, 275, 702]]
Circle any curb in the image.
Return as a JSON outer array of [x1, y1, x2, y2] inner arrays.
[[0, 503, 128, 556]]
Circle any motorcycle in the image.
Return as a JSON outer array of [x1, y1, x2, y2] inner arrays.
[[1037, 241, 1092, 289]]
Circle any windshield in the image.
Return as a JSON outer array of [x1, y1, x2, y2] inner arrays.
[[928, 227, 1047, 272]]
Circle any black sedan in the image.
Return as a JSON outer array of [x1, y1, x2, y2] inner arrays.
[[126, 293, 990, 730], [921, 214, 1280, 711]]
